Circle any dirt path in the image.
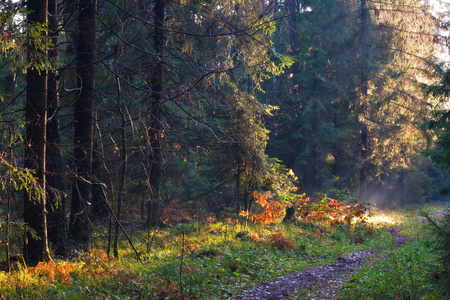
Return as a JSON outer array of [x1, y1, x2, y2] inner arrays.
[[389, 227, 407, 247], [229, 228, 408, 300]]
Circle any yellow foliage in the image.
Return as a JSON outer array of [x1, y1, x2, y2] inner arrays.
[[78, 249, 135, 284], [29, 260, 77, 285]]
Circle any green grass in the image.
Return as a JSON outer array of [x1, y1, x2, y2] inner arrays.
[[0, 202, 448, 299], [339, 239, 442, 300], [338, 201, 449, 300]]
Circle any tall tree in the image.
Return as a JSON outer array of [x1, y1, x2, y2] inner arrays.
[[88, 0, 291, 231], [24, 0, 50, 265], [356, 0, 436, 203], [265, 0, 436, 202], [287, 0, 299, 96], [70, 0, 96, 249], [358, 0, 370, 201], [267, 0, 352, 194], [146, 0, 166, 227], [46, 0, 68, 256], [422, 65, 450, 194]]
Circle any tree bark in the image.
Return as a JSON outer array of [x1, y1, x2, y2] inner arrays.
[[147, 0, 166, 227], [70, 0, 96, 250], [113, 77, 127, 257], [287, 0, 299, 95], [91, 141, 108, 217], [47, 0, 68, 257], [24, 0, 50, 266], [359, 0, 370, 201]]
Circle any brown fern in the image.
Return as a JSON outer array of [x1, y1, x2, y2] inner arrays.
[[269, 232, 297, 251]]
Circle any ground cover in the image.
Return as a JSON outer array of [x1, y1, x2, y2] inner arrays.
[[337, 203, 449, 300], [0, 201, 448, 299]]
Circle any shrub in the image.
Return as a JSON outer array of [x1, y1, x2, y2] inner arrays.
[[421, 206, 450, 295]]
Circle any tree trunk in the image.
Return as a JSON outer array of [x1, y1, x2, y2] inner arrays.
[[91, 141, 108, 217], [359, 121, 369, 200], [311, 98, 318, 193], [70, 0, 96, 250], [287, 0, 299, 95], [358, 0, 370, 201], [397, 168, 406, 205], [113, 77, 127, 257], [47, 0, 68, 257], [24, 0, 50, 266], [147, 0, 166, 227]]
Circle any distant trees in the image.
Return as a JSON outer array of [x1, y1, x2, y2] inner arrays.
[[423, 65, 450, 194], [362, 0, 436, 204], [265, 0, 438, 204]]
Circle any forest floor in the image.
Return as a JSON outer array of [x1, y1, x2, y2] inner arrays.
[[229, 227, 408, 300], [0, 202, 447, 299]]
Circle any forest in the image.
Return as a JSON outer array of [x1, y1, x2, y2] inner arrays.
[[0, 0, 450, 299]]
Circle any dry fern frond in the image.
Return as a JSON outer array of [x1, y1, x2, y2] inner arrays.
[[240, 192, 286, 225], [182, 242, 200, 253], [269, 232, 297, 251]]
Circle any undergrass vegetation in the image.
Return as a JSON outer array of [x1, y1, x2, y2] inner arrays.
[[0, 199, 448, 299], [339, 239, 442, 300], [338, 202, 449, 300], [0, 220, 386, 297], [1, 222, 389, 299]]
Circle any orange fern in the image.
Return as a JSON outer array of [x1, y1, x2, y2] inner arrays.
[[240, 192, 286, 225]]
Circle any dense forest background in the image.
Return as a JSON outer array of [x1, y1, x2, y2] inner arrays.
[[1, 0, 450, 266]]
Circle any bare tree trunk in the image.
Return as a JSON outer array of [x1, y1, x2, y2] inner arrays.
[[24, 0, 50, 266], [147, 0, 166, 227], [6, 130, 13, 271], [113, 77, 127, 257], [70, 0, 96, 250]]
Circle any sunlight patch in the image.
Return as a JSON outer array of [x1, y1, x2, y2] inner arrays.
[[367, 214, 397, 225]]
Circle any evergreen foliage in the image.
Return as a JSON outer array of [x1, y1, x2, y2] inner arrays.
[[266, 0, 439, 204], [423, 65, 450, 194], [421, 207, 450, 295], [0, 0, 448, 267]]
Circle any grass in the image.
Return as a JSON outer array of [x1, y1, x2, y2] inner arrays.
[[338, 201, 449, 300], [0, 201, 448, 299], [338, 239, 442, 300]]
